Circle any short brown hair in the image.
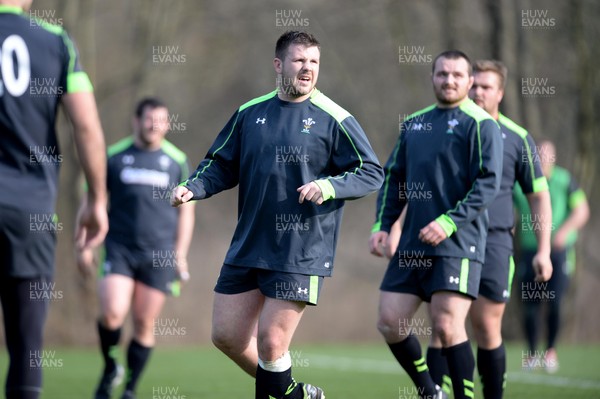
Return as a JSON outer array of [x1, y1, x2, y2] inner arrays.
[[275, 31, 320, 61], [432, 50, 472, 76], [473, 60, 508, 89]]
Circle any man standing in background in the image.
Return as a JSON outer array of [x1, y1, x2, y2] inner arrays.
[[370, 50, 503, 399], [514, 139, 589, 373], [77, 98, 195, 399], [426, 59, 553, 398]]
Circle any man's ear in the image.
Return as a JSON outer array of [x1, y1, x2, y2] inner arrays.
[[273, 57, 282, 74]]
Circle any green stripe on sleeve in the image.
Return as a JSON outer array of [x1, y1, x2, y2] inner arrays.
[[569, 189, 586, 209], [532, 176, 549, 193], [314, 179, 335, 201], [67, 71, 93, 93], [435, 214, 457, 237], [371, 221, 382, 233], [459, 258, 469, 294]]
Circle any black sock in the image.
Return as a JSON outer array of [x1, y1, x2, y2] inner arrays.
[[427, 346, 451, 394], [477, 344, 506, 399], [523, 303, 538, 353], [388, 336, 437, 398], [547, 301, 560, 349], [97, 321, 121, 374], [443, 341, 475, 399], [256, 365, 296, 399], [125, 339, 152, 392]]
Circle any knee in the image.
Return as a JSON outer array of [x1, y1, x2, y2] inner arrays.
[[377, 311, 400, 342], [432, 315, 454, 346], [100, 311, 123, 330], [257, 330, 287, 361], [211, 326, 240, 355], [471, 316, 498, 348]]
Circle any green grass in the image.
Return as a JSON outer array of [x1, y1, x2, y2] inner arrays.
[[2, 342, 599, 398]]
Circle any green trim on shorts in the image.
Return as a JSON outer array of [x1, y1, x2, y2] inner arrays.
[[97, 245, 107, 278], [459, 258, 469, 294], [309, 275, 319, 305], [508, 256, 515, 297]]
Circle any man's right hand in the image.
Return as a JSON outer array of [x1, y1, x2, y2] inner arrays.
[[171, 186, 194, 207], [369, 231, 389, 257], [532, 252, 553, 282], [75, 198, 108, 251]]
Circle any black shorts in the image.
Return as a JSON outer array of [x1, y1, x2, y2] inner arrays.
[[0, 205, 56, 279], [519, 248, 570, 302], [479, 243, 515, 303], [99, 239, 178, 295], [214, 264, 324, 306], [380, 252, 481, 301]]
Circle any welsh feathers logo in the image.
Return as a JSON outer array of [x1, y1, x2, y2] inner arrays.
[[446, 119, 459, 134], [301, 117, 315, 134]]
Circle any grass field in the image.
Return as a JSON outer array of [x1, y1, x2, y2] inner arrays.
[[2, 342, 599, 398]]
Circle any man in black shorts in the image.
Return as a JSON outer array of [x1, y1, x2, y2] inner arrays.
[[0, 1, 108, 398], [426, 60, 553, 398], [77, 98, 195, 399], [370, 50, 503, 399], [172, 31, 383, 399], [514, 139, 589, 373]]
